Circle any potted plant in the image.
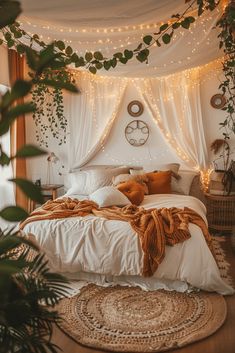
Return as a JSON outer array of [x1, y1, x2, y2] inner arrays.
[[210, 139, 234, 194]]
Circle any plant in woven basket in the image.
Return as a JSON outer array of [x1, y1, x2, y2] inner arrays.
[[0, 231, 69, 353], [210, 139, 235, 194]]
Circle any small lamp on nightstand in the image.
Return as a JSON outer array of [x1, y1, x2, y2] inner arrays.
[[46, 152, 59, 185]]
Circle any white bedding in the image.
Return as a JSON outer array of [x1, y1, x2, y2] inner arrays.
[[23, 194, 234, 295]]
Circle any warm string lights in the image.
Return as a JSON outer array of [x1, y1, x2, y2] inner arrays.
[[200, 168, 214, 192], [18, 5, 221, 59]]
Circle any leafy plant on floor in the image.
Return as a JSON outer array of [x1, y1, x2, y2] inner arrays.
[[0, 1, 78, 352], [2, 0, 233, 146]]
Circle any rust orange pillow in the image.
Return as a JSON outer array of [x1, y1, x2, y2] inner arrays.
[[117, 181, 145, 206], [146, 170, 172, 194]]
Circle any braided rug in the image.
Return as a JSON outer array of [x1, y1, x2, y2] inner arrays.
[[57, 284, 226, 352]]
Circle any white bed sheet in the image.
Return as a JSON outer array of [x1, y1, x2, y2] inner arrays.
[[23, 194, 234, 295]]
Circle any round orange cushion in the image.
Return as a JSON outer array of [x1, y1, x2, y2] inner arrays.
[[117, 181, 145, 206], [146, 170, 172, 194]]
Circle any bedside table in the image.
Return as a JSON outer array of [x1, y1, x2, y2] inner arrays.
[[204, 193, 235, 232], [28, 184, 63, 213]]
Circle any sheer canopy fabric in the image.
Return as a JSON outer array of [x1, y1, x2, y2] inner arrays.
[[65, 68, 208, 170], [65, 72, 127, 169], [19, 0, 223, 77], [136, 69, 208, 170]]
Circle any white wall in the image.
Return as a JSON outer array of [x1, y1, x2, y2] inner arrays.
[[25, 67, 235, 186]]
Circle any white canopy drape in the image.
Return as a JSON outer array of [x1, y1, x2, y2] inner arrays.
[[65, 73, 127, 169], [65, 66, 208, 170], [136, 69, 208, 169], [19, 0, 223, 77]]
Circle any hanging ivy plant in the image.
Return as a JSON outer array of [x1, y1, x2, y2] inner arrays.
[[31, 69, 75, 147]]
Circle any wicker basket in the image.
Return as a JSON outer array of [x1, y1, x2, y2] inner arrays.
[[205, 193, 235, 231]]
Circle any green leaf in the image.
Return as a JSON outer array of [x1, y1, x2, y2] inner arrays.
[[124, 49, 133, 59], [71, 53, 79, 62], [39, 79, 79, 93], [55, 40, 65, 51], [24, 46, 38, 71], [16, 44, 25, 54], [104, 61, 111, 70], [89, 66, 97, 74], [95, 62, 103, 69], [0, 150, 10, 166], [85, 52, 93, 62], [12, 80, 32, 99], [143, 35, 153, 45], [13, 144, 47, 159], [5, 103, 35, 121], [65, 46, 73, 55], [94, 51, 103, 60], [9, 178, 44, 203], [160, 23, 169, 32], [119, 57, 128, 64], [0, 1, 21, 29], [181, 18, 190, 29], [0, 206, 28, 222], [7, 38, 15, 48], [113, 52, 123, 59], [172, 22, 180, 29], [4, 32, 12, 41], [187, 16, 195, 23], [162, 33, 171, 44]]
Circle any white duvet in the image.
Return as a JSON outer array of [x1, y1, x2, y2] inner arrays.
[[23, 194, 234, 295]]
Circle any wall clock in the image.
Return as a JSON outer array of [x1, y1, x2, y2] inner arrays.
[[210, 94, 226, 109], [127, 100, 144, 117], [125, 120, 149, 146]]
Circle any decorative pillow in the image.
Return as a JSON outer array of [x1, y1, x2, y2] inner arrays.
[[171, 170, 199, 195], [65, 167, 129, 195], [89, 186, 131, 207], [130, 163, 180, 179], [146, 170, 172, 194], [112, 174, 149, 194], [117, 181, 145, 206]]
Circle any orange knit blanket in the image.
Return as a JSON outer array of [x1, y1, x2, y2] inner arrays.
[[20, 198, 213, 277]]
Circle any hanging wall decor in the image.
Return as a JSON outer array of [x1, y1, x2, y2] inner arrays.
[[210, 94, 226, 109], [127, 100, 144, 117], [125, 120, 149, 146]]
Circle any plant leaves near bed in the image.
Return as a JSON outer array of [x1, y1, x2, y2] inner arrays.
[[13, 144, 47, 158], [0, 0, 21, 29], [0, 206, 28, 222], [39, 78, 79, 93], [9, 178, 44, 203]]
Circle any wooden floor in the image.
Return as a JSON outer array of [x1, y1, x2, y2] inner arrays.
[[52, 235, 235, 353]]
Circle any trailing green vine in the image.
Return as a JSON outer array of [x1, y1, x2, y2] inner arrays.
[[31, 69, 74, 147], [1, 0, 234, 145], [217, 1, 235, 139]]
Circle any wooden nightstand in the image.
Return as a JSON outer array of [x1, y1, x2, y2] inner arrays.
[[204, 193, 235, 232], [28, 184, 63, 213]]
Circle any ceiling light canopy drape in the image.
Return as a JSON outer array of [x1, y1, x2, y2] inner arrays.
[[19, 0, 223, 77]]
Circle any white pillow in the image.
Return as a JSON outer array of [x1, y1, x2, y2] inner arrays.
[[89, 186, 131, 207], [66, 167, 129, 195], [143, 163, 180, 174], [171, 170, 199, 195]]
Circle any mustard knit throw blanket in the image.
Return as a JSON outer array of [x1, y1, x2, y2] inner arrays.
[[20, 198, 213, 277]]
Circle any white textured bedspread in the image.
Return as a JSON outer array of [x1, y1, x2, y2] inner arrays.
[[24, 194, 234, 295]]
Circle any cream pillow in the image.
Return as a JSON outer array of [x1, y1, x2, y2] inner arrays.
[[89, 186, 131, 207], [66, 167, 129, 195], [171, 170, 199, 195]]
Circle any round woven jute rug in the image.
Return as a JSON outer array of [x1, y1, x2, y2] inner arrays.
[[57, 284, 227, 352]]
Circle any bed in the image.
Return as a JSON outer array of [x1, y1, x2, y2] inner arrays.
[[23, 182, 234, 296]]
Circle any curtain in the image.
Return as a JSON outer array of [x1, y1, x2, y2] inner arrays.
[[8, 49, 28, 210], [136, 68, 208, 170], [65, 72, 127, 169], [18, 0, 223, 77]]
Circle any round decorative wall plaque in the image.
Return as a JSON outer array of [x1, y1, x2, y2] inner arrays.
[[127, 100, 144, 117], [210, 94, 226, 109], [125, 120, 149, 146]]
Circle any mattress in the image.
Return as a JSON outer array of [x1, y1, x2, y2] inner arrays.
[[23, 194, 234, 295]]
